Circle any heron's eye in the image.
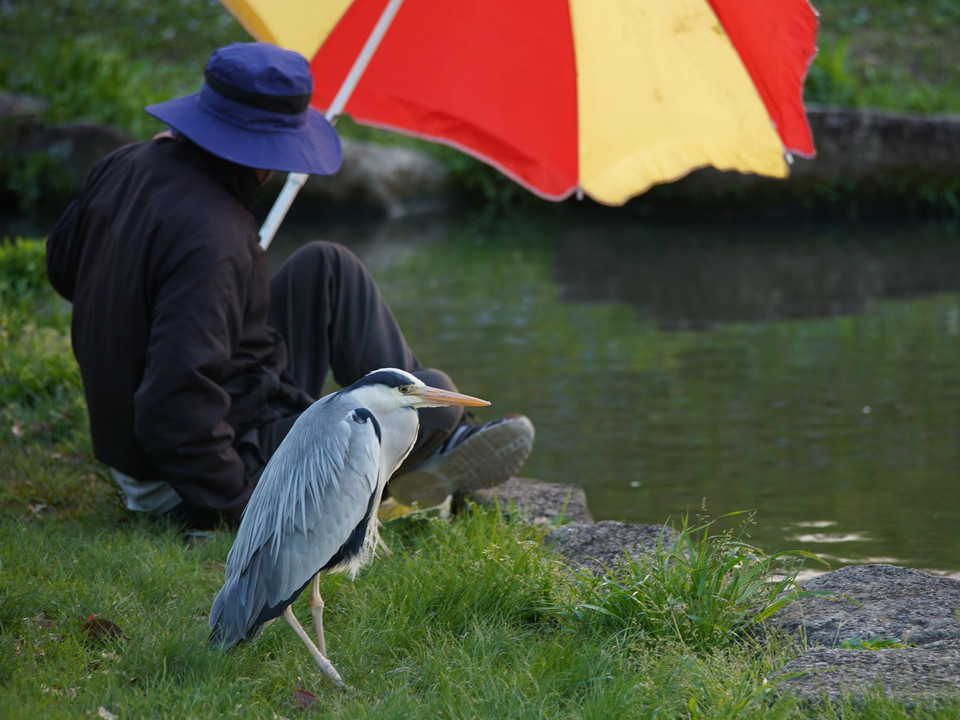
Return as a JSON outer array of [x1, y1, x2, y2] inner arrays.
[[398, 385, 411, 394]]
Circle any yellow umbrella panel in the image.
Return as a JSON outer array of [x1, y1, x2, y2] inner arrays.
[[571, 0, 788, 203]]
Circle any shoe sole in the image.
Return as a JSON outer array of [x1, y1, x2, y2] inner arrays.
[[388, 415, 535, 507]]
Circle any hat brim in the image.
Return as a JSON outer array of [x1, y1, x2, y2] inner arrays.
[[146, 94, 342, 176]]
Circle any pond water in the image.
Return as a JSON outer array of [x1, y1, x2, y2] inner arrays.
[[268, 207, 960, 578]]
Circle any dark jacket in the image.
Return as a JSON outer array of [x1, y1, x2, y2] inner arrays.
[[47, 137, 311, 525]]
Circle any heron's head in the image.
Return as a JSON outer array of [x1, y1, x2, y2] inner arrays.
[[348, 368, 491, 411]]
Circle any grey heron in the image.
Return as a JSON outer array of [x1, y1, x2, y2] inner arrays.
[[208, 368, 491, 686]]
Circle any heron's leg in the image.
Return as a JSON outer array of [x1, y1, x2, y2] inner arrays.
[[310, 573, 327, 657], [282, 606, 345, 687]]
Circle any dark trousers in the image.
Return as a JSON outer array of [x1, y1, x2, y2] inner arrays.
[[257, 241, 463, 474]]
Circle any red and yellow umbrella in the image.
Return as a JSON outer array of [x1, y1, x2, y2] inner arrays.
[[220, 0, 818, 238]]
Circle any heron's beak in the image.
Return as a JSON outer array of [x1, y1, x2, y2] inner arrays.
[[414, 385, 491, 407]]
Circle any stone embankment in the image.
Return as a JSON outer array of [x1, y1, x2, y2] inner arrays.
[[3, 88, 960, 217], [471, 477, 960, 707]]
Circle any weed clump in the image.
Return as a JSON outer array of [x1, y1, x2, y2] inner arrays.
[[553, 511, 822, 652]]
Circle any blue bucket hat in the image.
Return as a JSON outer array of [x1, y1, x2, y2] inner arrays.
[[146, 42, 342, 175]]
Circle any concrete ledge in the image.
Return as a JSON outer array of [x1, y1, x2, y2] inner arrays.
[[4, 92, 959, 215]]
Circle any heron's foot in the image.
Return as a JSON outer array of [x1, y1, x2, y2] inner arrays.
[[313, 653, 347, 688], [389, 415, 534, 507]]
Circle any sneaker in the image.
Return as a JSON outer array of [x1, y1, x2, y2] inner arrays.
[[388, 415, 535, 507]]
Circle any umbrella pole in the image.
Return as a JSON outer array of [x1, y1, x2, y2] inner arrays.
[[258, 172, 308, 249], [259, 0, 406, 250]]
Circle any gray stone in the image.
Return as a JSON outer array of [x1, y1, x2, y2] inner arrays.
[[5, 91, 960, 213], [21, 124, 134, 189], [796, 108, 960, 184], [0, 91, 455, 216], [772, 564, 960, 647], [0, 90, 49, 152], [0, 90, 48, 121], [774, 639, 960, 706], [767, 564, 960, 705], [295, 138, 455, 217], [544, 520, 678, 575], [644, 107, 960, 202], [469, 476, 594, 526]]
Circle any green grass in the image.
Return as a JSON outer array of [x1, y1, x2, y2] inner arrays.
[[3, 239, 960, 718], [0, 510, 774, 719], [0, 0, 246, 135], [808, 0, 960, 114]]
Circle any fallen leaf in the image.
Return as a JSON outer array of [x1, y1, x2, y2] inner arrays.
[[81, 615, 126, 641], [32, 612, 54, 629], [97, 706, 119, 720], [28, 420, 53, 436], [49, 452, 87, 463], [292, 688, 318, 710]]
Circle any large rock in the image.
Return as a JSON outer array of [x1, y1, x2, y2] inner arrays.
[[769, 564, 960, 705], [543, 520, 678, 575], [469, 477, 594, 526], [0, 90, 455, 217], [629, 107, 960, 207], [0, 90, 48, 152], [796, 108, 960, 184], [285, 138, 456, 218], [0, 92, 136, 211], [774, 640, 960, 706], [21, 124, 134, 193], [5, 90, 960, 215], [772, 564, 960, 647]]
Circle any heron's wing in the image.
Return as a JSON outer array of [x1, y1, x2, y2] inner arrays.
[[210, 397, 383, 641]]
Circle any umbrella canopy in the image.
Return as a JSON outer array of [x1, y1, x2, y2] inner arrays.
[[220, 0, 817, 213]]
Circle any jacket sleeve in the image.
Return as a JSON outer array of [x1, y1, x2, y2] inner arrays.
[[47, 200, 80, 300], [133, 228, 257, 524], [46, 156, 113, 301]]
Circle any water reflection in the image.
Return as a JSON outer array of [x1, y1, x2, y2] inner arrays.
[[787, 532, 871, 544], [259, 209, 960, 575], [552, 217, 960, 328]]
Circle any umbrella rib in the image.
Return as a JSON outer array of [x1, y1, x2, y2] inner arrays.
[[326, 0, 405, 124]]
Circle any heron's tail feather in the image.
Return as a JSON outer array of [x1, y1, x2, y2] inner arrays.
[[208, 621, 234, 650], [208, 577, 252, 650]]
